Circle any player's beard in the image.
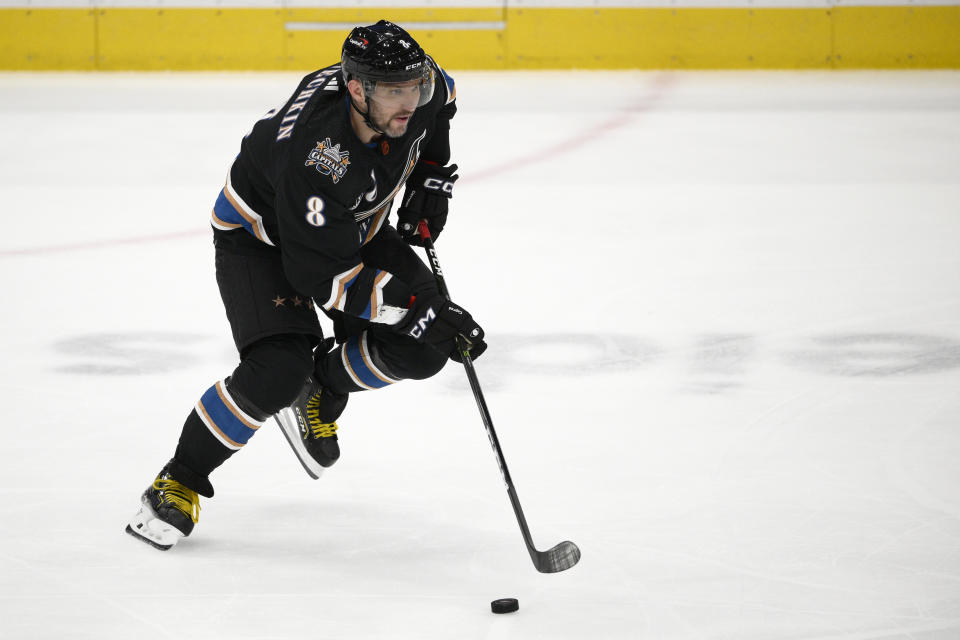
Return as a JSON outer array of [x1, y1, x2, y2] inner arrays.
[[368, 100, 414, 139]]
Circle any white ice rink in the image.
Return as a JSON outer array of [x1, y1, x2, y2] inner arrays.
[[1, 70, 959, 639]]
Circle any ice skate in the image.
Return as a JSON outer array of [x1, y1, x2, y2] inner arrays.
[[125, 462, 201, 551], [274, 376, 347, 479]]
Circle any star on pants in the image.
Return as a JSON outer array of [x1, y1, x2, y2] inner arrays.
[[272, 296, 286, 307]]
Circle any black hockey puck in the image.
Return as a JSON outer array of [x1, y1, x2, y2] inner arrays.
[[491, 598, 519, 614]]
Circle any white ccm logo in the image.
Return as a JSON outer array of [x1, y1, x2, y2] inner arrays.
[[423, 178, 454, 194], [408, 307, 436, 339], [427, 247, 443, 276]]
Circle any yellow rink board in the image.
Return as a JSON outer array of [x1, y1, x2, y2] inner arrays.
[[0, 5, 958, 70]]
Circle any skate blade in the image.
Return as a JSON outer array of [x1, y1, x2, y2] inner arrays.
[[125, 497, 184, 551], [125, 524, 174, 551], [274, 408, 324, 480]]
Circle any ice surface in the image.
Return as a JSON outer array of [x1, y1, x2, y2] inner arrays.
[[1, 70, 959, 639]]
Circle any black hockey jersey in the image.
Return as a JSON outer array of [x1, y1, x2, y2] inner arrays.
[[211, 60, 456, 324]]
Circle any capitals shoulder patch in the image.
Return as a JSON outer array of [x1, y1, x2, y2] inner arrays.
[[306, 138, 351, 184]]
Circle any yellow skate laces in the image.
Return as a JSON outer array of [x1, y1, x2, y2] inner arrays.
[[153, 478, 201, 524], [306, 392, 339, 439]]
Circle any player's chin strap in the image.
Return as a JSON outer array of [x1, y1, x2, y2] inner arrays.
[[349, 97, 386, 136]]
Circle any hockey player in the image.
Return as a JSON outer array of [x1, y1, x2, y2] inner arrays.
[[126, 21, 486, 550]]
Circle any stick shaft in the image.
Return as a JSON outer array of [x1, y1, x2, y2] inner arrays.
[[417, 222, 542, 567]]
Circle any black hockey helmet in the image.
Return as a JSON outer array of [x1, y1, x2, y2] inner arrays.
[[341, 20, 435, 109]]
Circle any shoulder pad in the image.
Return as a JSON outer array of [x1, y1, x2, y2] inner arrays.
[[427, 56, 456, 105]]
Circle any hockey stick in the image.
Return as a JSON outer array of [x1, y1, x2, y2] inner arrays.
[[416, 221, 581, 574]]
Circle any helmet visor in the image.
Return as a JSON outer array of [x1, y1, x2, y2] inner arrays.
[[363, 66, 435, 110]]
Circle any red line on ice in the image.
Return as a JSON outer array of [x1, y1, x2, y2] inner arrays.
[[0, 74, 670, 259]]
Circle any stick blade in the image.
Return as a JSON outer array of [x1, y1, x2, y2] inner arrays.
[[534, 540, 581, 573]]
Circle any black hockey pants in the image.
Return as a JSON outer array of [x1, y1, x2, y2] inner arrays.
[[170, 226, 447, 492]]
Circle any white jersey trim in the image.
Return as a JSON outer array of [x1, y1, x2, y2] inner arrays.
[[225, 170, 275, 246]]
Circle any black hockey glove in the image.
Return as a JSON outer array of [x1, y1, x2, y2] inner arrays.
[[399, 294, 486, 362], [397, 162, 459, 246]]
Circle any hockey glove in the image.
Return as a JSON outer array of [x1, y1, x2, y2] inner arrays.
[[399, 294, 486, 362], [397, 162, 459, 246]]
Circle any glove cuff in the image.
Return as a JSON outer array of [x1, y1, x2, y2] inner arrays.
[[343, 266, 414, 326]]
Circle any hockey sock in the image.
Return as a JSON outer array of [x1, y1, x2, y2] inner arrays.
[[314, 330, 447, 393], [171, 335, 316, 494], [315, 333, 388, 393], [173, 378, 269, 497]]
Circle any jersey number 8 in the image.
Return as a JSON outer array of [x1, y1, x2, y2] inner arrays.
[[305, 196, 326, 227]]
